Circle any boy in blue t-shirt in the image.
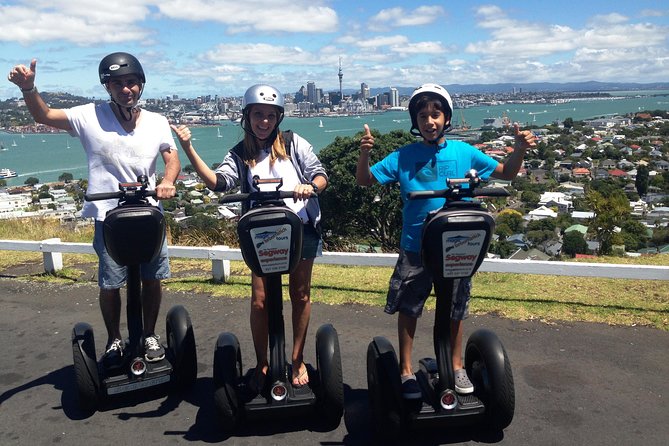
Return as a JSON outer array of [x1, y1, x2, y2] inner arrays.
[[356, 83, 536, 399]]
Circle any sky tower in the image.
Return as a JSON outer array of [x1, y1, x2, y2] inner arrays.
[[338, 57, 343, 103]]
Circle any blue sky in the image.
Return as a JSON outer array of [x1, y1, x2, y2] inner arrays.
[[1, 0, 668, 100]]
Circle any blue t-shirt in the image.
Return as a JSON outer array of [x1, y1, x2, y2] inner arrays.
[[371, 140, 498, 253]]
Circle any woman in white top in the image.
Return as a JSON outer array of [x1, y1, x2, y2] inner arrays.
[[172, 84, 328, 390]]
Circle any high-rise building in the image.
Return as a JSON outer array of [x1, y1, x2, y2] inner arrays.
[[307, 81, 318, 106], [390, 87, 399, 107], [361, 83, 369, 100]]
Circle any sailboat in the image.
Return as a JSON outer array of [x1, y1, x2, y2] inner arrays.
[[66, 140, 71, 149], [11, 140, 17, 147], [319, 119, 324, 128], [217, 127, 223, 138]]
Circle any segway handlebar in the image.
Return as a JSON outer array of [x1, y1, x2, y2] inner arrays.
[[85, 176, 156, 202], [218, 176, 316, 205], [406, 170, 510, 201]]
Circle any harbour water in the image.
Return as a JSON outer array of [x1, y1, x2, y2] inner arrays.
[[1, 92, 668, 186]]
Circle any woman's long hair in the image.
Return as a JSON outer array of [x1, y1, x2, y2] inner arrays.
[[241, 129, 289, 168]]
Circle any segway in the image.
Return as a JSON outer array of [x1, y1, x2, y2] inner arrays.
[[213, 177, 344, 432], [71, 176, 197, 412], [367, 170, 515, 439]]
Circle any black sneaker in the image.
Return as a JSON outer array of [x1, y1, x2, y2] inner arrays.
[[144, 334, 165, 362], [102, 338, 124, 369], [401, 375, 422, 400]]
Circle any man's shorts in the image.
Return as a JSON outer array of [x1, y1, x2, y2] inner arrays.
[[93, 220, 171, 289], [301, 224, 323, 260], [384, 249, 471, 319]]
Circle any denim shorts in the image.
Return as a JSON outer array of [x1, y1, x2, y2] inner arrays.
[[301, 224, 323, 260], [384, 249, 471, 319], [93, 220, 171, 289]]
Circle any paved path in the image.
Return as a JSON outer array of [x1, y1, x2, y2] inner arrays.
[[1, 277, 668, 445]]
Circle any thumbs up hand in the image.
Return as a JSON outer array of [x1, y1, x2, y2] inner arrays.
[[513, 123, 536, 149], [360, 124, 375, 153]]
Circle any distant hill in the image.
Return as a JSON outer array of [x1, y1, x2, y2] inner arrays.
[[366, 81, 669, 96]]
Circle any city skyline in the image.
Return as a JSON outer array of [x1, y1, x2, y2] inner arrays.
[[1, 1, 668, 101]]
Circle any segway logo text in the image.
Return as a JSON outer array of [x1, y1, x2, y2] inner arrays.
[[259, 248, 289, 257], [445, 254, 478, 262]]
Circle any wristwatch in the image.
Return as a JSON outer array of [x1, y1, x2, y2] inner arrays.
[[309, 181, 319, 193]]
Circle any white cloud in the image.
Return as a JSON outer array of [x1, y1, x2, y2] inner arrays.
[[202, 43, 340, 68], [0, 2, 152, 45], [368, 5, 445, 32], [589, 13, 628, 25], [156, 0, 338, 33]]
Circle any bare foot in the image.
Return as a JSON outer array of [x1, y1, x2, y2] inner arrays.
[[292, 362, 309, 387]]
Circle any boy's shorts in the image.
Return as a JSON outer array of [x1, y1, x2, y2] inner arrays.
[[301, 224, 323, 260], [384, 249, 471, 319], [93, 220, 171, 289]]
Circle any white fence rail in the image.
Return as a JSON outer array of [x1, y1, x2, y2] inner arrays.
[[0, 238, 667, 282]]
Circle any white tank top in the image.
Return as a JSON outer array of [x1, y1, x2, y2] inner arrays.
[[248, 150, 309, 223]]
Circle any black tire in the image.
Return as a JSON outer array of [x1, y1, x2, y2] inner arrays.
[[213, 332, 243, 432], [315, 324, 344, 430], [166, 305, 197, 390], [366, 336, 403, 440], [465, 328, 515, 431], [71, 322, 99, 413]]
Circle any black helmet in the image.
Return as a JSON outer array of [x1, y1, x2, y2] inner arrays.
[[98, 52, 146, 84]]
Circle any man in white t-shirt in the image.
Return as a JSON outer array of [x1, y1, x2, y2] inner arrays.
[[8, 53, 180, 368]]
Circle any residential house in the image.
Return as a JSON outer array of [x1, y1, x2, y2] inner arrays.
[[608, 169, 628, 180], [565, 224, 589, 235], [538, 192, 572, 213], [506, 233, 530, 250], [527, 205, 558, 220], [654, 160, 669, 171], [600, 159, 617, 170], [572, 167, 590, 179], [593, 168, 609, 180], [509, 247, 550, 260]]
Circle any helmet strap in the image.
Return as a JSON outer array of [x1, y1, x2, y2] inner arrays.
[[105, 83, 143, 122]]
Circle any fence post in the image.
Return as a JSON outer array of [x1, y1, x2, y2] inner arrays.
[[211, 245, 231, 283], [41, 238, 63, 274]]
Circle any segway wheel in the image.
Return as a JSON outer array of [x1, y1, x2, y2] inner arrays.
[[71, 322, 99, 413], [166, 305, 198, 390], [213, 332, 243, 432], [465, 328, 515, 431], [315, 324, 344, 430], [366, 336, 403, 440]]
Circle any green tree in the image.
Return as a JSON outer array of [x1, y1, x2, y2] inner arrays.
[[520, 190, 540, 207], [318, 129, 413, 251], [526, 217, 557, 233], [25, 177, 39, 186], [489, 239, 518, 258], [585, 188, 630, 255], [620, 219, 649, 251], [495, 209, 524, 233], [563, 117, 574, 129], [58, 172, 74, 183], [635, 165, 649, 197], [562, 231, 588, 257]]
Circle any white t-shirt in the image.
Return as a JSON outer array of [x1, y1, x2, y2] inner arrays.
[[248, 149, 309, 223], [65, 103, 176, 220]]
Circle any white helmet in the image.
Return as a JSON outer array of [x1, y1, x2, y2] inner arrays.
[[240, 84, 285, 139], [408, 83, 454, 138]]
